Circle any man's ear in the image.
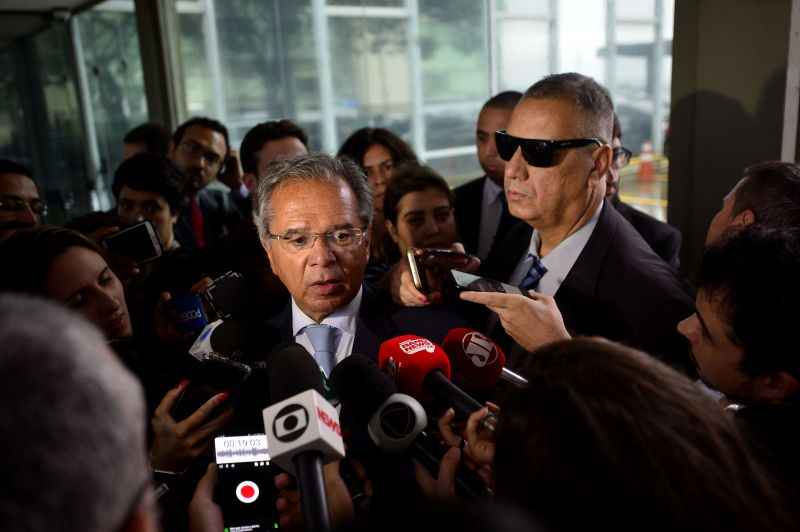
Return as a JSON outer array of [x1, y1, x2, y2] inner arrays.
[[590, 145, 613, 183], [385, 219, 400, 244], [242, 173, 257, 192], [731, 208, 755, 229], [754, 371, 800, 403]]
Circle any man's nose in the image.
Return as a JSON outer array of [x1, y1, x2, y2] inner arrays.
[[308, 235, 337, 266], [504, 148, 527, 181]]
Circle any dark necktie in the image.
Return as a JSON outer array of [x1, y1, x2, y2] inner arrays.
[[190, 197, 206, 249], [519, 253, 548, 291]]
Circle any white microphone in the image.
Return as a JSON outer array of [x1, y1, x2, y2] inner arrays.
[[262, 389, 345, 476]]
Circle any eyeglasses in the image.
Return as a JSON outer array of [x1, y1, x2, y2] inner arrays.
[[495, 130, 604, 167], [179, 139, 224, 169], [0, 194, 47, 216], [612, 146, 633, 169], [267, 227, 368, 252]]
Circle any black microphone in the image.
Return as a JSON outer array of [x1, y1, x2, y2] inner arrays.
[[262, 343, 344, 532], [330, 354, 492, 498]]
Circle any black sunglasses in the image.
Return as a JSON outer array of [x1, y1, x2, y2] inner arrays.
[[495, 130, 603, 167]]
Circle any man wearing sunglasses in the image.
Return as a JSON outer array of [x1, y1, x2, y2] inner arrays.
[[466, 73, 694, 371], [169, 117, 242, 250], [607, 113, 682, 269], [0, 159, 45, 240]]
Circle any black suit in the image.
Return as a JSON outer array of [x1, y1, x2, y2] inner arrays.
[[249, 285, 469, 362], [175, 184, 243, 250], [612, 196, 682, 269], [483, 201, 695, 370], [454, 176, 487, 256]]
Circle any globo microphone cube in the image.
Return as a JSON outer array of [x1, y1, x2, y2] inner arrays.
[[262, 389, 345, 476]]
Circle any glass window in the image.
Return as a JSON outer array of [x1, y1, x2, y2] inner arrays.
[[75, 3, 149, 195]]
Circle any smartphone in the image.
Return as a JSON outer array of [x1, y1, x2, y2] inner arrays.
[[200, 271, 248, 321], [417, 249, 474, 270], [407, 249, 429, 293], [102, 220, 163, 264], [214, 434, 279, 531], [451, 270, 525, 295], [172, 354, 251, 421]]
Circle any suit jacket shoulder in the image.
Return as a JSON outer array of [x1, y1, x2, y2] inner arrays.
[[556, 202, 694, 370], [613, 200, 682, 269], [454, 177, 487, 256]]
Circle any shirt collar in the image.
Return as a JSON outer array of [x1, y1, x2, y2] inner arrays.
[[292, 286, 363, 337]]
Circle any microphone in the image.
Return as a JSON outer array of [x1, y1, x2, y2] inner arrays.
[[330, 354, 491, 498], [442, 328, 528, 390], [262, 343, 344, 532], [189, 319, 247, 361], [378, 335, 497, 431]]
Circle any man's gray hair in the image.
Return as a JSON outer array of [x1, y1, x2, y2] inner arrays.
[[0, 295, 149, 532], [524, 72, 615, 143], [253, 154, 374, 240]]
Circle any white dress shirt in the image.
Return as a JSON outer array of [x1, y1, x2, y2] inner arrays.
[[508, 201, 604, 296], [476, 178, 505, 260], [291, 287, 363, 375]]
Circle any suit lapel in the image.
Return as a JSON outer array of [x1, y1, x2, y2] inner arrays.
[[353, 286, 399, 361], [555, 202, 617, 331]]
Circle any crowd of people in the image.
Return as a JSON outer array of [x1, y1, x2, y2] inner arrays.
[[1, 71, 800, 532]]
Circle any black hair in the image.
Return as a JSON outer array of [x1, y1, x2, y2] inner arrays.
[[382, 163, 453, 224], [65, 211, 129, 236], [0, 226, 107, 298], [0, 159, 34, 184], [239, 119, 309, 175], [482, 90, 522, 112], [122, 122, 170, 156], [732, 161, 800, 229], [524, 72, 614, 142], [495, 338, 792, 531], [172, 116, 230, 156], [337, 127, 418, 169], [112, 153, 186, 214], [697, 225, 800, 378]]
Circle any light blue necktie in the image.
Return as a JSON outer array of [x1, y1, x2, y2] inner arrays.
[[303, 324, 338, 377]]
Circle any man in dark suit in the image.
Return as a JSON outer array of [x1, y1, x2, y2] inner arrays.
[[454, 91, 522, 260], [169, 117, 242, 250], [461, 73, 694, 370], [250, 154, 465, 369], [607, 113, 682, 269]]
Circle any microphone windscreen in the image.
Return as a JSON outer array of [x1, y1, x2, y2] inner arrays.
[[266, 342, 325, 404], [208, 319, 245, 357], [442, 328, 506, 391], [378, 335, 451, 400], [329, 354, 396, 426]]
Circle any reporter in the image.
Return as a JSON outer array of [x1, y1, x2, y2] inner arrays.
[[383, 163, 459, 258], [0, 226, 233, 474]]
